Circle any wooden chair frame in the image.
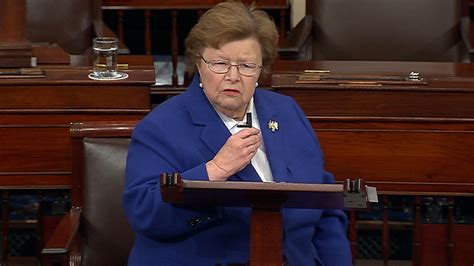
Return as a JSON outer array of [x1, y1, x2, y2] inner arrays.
[[41, 121, 139, 265]]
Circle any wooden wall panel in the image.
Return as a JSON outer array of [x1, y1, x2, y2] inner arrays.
[[290, 89, 474, 118], [0, 86, 150, 110], [314, 125, 474, 194], [419, 224, 449, 266], [0, 127, 69, 172], [452, 224, 474, 265]]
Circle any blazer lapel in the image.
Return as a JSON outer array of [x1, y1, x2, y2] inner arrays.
[[254, 92, 289, 183], [185, 76, 229, 155]]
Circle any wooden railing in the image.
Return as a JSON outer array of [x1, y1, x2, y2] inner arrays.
[[101, 0, 290, 87]]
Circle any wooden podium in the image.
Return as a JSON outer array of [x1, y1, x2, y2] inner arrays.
[[160, 173, 368, 266]]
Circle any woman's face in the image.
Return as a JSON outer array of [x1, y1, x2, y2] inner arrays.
[[197, 38, 262, 120]]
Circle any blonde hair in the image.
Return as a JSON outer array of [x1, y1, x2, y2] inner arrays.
[[185, 0, 278, 77]]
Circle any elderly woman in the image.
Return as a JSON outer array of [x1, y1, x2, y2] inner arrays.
[[123, 1, 351, 265]]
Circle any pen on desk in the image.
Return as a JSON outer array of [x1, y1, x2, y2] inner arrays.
[[117, 63, 128, 70], [304, 69, 330, 74], [237, 113, 252, 128]]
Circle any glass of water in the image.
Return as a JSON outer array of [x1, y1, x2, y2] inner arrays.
[[91, 37, 119, 79]]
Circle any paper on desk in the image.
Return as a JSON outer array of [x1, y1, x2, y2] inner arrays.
[[366, 186, 378, 203]]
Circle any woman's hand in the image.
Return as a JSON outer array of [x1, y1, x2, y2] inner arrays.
[[206, 128, 261, 181]]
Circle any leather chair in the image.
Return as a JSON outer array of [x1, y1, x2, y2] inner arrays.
[[42, 121, 139, 266], [26, 0, 103, 55], [279, 0, 473, 62], [25, 0, 128, 65]]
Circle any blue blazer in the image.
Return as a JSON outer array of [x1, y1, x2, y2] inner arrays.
[[123, 75, 351, 265]]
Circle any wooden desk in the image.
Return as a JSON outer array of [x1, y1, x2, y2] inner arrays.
[[0, 66, 154, 263], [0, 67, 154, 188], [271, 60, 474, 266], [272, 60, 474, 194]]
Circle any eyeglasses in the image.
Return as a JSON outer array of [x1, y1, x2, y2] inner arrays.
[[200, 56, 262, 77]]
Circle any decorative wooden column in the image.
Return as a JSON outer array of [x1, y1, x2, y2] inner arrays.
[[2, 191, 9, 265], [348, 210, 358, 263], [144, 10, 152, 55], [171, 10, 178, 86], [382, 195, 390, 266], [0, 0, 32, 67], [446, 197, 455, 266], [413, 196, 422, 266]]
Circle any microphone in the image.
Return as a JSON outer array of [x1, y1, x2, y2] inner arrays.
[[237, 113, 252, 128]]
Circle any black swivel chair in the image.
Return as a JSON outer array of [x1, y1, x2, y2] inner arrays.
[[279, 0, 473, 62]]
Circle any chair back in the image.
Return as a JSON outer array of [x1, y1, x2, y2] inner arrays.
[[309, 0, 468, 62], [26, 0, 102, 55], [71, 121, 138, 266]]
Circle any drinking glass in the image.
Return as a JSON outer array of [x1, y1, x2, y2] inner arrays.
[[92, 37, 118, 78]]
